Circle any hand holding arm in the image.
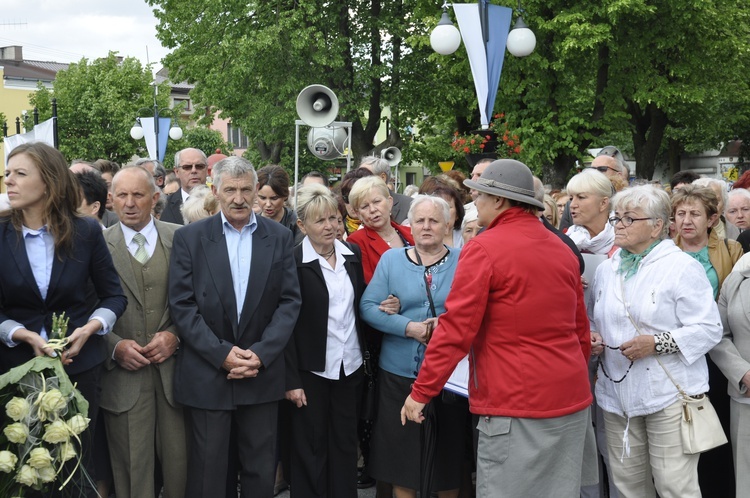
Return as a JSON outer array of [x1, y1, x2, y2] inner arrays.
[[379, 294, 401, 315], [141, 331, 180, 364]]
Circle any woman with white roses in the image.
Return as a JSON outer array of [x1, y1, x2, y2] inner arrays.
[[0, 143, 127, 497]]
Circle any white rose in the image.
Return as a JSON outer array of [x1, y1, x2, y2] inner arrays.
[[15, 464, 37, 487], [39, 389, 67, 416], [36, 464, 56, 483], [0, 450, 18, 473], [28, 448, 53, 470], [3, 423, 29, 444], [58, 442, 76, 462], [5, 397, 30, 422], [66, 414, 89, 436], [42, 420, 70, 444]]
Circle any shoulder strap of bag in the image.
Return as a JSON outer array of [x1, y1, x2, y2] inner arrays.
[[414, 248, 438, 318]]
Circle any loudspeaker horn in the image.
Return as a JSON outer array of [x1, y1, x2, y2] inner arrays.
[[296, 85, 339, 128], [381, 147, 401, 167], [308, 127, 348, 161]]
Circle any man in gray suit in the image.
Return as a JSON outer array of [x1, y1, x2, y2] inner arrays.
[[358, 156, 412, 223], [169, 156, 301, 498], [101, 166, 187, 498]]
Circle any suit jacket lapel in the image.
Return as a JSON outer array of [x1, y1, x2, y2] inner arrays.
[[107, 225, 143, 307], [238, 220, 273, 333], [5, 225, 43, 302], [202, 215, 239, 338]]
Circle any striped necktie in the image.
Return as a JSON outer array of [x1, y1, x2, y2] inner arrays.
[[133, 233, 149, 264]]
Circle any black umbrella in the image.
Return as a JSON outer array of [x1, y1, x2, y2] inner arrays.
[[419, 400, 438, 498]]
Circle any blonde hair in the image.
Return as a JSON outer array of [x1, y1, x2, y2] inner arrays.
[[348, 176, 390, 211], [295, 184, 338, 223], [567, 168, 614, 198]]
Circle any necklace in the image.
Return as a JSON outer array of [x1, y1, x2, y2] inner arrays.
[[383, 230, 398, 246], [317, 246, 336, 259]]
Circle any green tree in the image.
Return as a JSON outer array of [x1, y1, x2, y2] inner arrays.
[[148, 0, 750, 186], [28, 53, 170, 164], [162, 126, 234, 169]]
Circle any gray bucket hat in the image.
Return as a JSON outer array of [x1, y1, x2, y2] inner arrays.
[[463, 159, 544, 210]]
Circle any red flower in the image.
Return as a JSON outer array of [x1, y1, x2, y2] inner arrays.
[[479, 144, 485, 149], [508, 140, 515, 147], [513, 135, 519, 140], [485, 135, 491, 140], [463, 147, 470, 153], [459, 139, 466, 145], [514, 146, 521, 154], [470, 139, 476, 145]]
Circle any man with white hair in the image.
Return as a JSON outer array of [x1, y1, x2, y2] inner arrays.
[[161, 148, 208, 225]]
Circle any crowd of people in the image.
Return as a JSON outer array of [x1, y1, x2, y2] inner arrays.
[[2, 141, 750, 498]]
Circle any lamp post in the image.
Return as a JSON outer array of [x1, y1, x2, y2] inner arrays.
[[430, 0, 536, 128], [129, 82, 183, 162]]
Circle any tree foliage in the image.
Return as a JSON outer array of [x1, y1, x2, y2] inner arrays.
[[29, 53, 169, 164], [148, 0, 750, 185]]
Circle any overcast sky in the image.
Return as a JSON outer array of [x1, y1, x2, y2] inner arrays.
[[0, 1, 169, 71]]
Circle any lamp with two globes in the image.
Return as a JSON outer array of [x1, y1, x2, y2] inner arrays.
[[129, 82, 183, 162]]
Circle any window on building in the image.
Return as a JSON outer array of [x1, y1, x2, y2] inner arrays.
[[173, 97, 192, 112], [227, 123, 249, 149], [406, 172, 417, 186]]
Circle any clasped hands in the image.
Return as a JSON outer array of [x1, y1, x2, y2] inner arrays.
[[114, 331, 180, 371], [223, 346, 263, 380]]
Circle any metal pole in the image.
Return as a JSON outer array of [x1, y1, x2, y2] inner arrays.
[[294, 122, 300, 208], [2, 122, 6, 137], [52, 99, 59, 149], [33, 107, 39, 126], [153, 84, 160, 161]]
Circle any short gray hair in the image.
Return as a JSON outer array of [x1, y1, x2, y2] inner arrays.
[[611, 185, 670, 239], [408, 194, 451, 226], [728, 188, 750, 203], [212, 156, 257, 190], [174, 148, 207, 168], [360, 156, 391, 182], [135, 158, 166, 178]]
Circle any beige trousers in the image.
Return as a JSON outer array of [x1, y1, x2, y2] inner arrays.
[[103, 366, 188, 498], [603, 400, 701, 498]]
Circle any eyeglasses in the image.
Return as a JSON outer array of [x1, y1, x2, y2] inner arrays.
[[179, 163, 207, 171], [589, 166, 620, 174], [608, 216, 654, 227]]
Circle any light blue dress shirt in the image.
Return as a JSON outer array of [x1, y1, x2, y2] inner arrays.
[[221, 211, 257, 322]]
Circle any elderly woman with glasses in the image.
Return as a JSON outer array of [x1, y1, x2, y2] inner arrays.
[[588, 185, 722, 497]]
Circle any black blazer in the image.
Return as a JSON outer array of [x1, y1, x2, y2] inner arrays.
[[285, 241, 366, 391], [160, 191, 185, 225], [169, 213, 301, 410], [542, 217, 585, 275], [0, 216, 127, 374]]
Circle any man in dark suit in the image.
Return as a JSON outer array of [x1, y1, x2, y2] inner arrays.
[[101, 166, 187, 498], [160, 148, 208, 225], [169, 156, 301, 498], [358, 156, 412, 223]]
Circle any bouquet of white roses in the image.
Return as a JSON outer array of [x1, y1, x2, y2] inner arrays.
[[0, 313, 91, 496]]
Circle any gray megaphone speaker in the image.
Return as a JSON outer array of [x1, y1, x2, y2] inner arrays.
[[296, 85, 339, 128], [381, 147, 401, 167], [308, 127, 348, 161]]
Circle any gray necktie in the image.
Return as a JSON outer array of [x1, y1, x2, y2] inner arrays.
[[133, 233, 149, 264]]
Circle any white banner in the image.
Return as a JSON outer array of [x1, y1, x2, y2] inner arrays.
[[453, 4, 489, 127], [3, 118, 56, 162]]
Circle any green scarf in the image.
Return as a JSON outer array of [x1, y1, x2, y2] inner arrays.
[[617, 240, 661, 280]]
